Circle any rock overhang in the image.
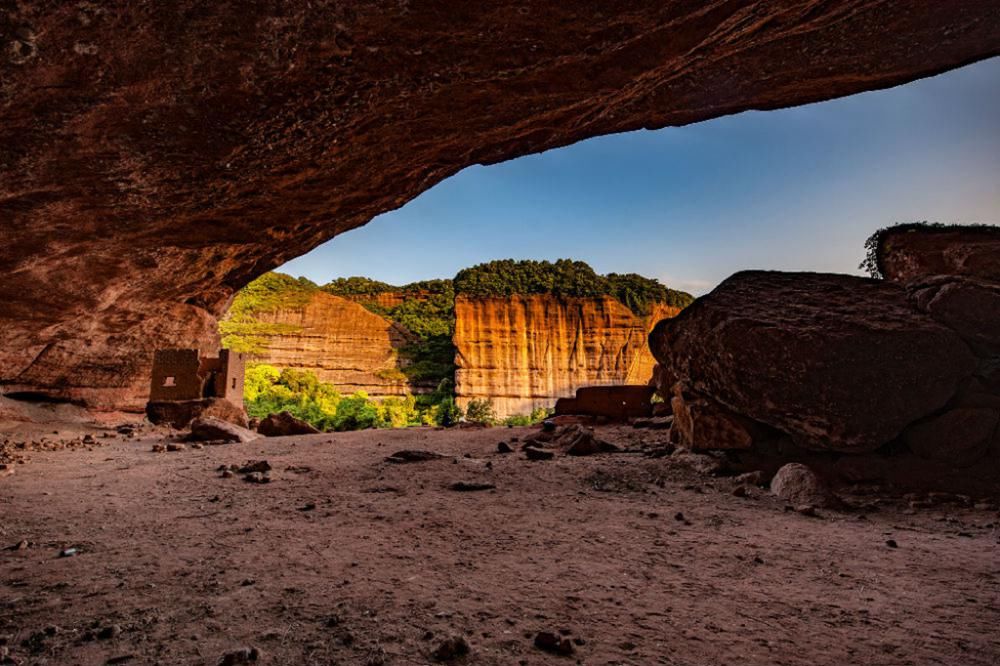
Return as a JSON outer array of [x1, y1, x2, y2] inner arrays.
[[2, 2, 999, 408]]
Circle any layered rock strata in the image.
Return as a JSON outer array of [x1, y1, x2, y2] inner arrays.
[[455, 295, 677, 417]]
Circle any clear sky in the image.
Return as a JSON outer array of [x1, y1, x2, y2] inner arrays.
[[280, 57, 1000, 296]]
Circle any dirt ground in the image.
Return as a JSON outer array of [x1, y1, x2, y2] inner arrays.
[[1, 422, 999, 666]]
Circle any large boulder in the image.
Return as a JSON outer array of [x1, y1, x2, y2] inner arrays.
[[877, 225, 1000, 284], [903, 407, 999, 467], [650, 271, 977, 453], [770, 463, 837, 508], [907, 276, 1000, 350], [188, 417, 259, 444], [257, 411, 321, 437]]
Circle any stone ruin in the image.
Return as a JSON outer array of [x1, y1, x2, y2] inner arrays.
[[554, 385, 655, 421], [145, 349, 248, 429]]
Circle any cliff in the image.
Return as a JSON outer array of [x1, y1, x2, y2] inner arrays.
[[249, 291, 416, 398], [454, 295, 680, 418]]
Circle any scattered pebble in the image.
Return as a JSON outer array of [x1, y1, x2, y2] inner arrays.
[[534, 631, 574, 655]]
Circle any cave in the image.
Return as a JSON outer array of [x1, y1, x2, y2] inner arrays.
[[2, 2, 999, 410], [2, 5, 1000, 664]]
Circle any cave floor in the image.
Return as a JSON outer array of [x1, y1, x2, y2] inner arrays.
[[1, 425, 998, 666]]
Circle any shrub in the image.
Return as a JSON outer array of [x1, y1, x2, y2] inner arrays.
[[464, 398, 497, 425]]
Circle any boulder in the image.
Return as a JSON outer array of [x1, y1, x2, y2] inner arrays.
[[553, 385, 655, 420], [877, 225, 1000, 284], [650, 271, 977, 452], [770, 463, 836, 508], [257, 411, 320, 437], [146, 398, 248, 429], [908, 276, 1000, 350], [669, 388, 753, 451], [903, 408, 999, 467], [188, 417, 259, 443]]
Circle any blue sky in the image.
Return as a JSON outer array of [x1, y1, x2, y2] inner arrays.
[[281, 57, 1000, 295]]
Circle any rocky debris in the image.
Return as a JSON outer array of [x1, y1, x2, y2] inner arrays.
[[448, 481, 496, 492], [97, 625, 122, 640], [146, 398, 248, 429], [632, 416, 673, 429], [553, 425, 619, 456], [219, 647, 262, 665], [166, 443, 186, 452], [431, 635, 470, 661], [187, 417, 259, 444], [237, 461, 272, 474], [667, 450, 728, 476], [524, 447, 554, 461], [650, 271, 978, 453], [151, 444, 166, 453], [903, 407, 999, 466], [878, 225, 1000, 284], [385, 450, 447, 464], [243, 472, 270, 484], [496, 441, 513, 454], [770, 463, 837, 509], [533, 631, 574, 656], [257, 411, 320, 437]]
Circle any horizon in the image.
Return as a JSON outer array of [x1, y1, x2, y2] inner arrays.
[[278, 56, 1000, 296]]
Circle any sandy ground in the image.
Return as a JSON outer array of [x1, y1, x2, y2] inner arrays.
[[1, 424, 999, 666]]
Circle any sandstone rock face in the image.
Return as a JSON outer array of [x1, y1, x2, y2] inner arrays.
[[650, 271, 977, 452], [879, 226, 1000, 284], [249, 291, 416, 398], [2, 3, 997, 409], [454, 296, 676, 418]]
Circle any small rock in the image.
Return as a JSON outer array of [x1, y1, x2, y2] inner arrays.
[[534, 631, 574, 655], [448, 481, 496, 492], [243, 472, 270, 484], [497, 442, 513, 454], [524, 447, 554, 461], [220, 469, 234, 479], [191, 443, 204, 450], [166, 443, 186, 452], [795, 504, 819, 517], [219, 646, 262, 665], [732, 485, 748, 498], [58, 547, 79, 558], [238, 460, 272, 474], [385, 450, 447, 464], [97, 625, 122, 640], [770, 463, 837, 508], [431, 635, 470, 661], [189, 417, 259, 444], [151, 444, 166, 453], [82, 434, 96, 444], [886, 539, 899, 549]]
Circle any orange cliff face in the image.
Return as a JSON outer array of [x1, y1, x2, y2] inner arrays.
[[453, 295, 680, 418], [250, 292, 416, 398]]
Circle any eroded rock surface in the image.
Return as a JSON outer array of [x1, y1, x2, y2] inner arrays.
[[455, 296, 676, 417], [650, 271, 978, 452], [879, 226, 1000, 284], [2, 3, 998, 408]]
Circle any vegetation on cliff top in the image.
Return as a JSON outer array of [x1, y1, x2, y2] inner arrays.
[[860, 221, 997, 279], [219, 273, 318, 354], [453, 259, 693, 314]]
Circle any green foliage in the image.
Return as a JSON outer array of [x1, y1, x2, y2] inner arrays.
[[502, 407, 553, 427], [464, 398, 497, 425], [244, 364, 464, 431], [323, 276, 397, 296], [859, 221, 997, 279], [453, 259, 693, 316], [221, 273, 318, 353]]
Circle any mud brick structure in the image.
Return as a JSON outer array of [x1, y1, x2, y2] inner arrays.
[[554, 385, 655, 421], [149, 349, 245, 404]]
